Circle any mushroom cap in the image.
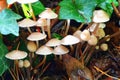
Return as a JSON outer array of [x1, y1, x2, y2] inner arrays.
[[17, 0, 38, 4], [27, 41, 37, 52], [39, 8, 58, 19], [61, 35, 80, 45], [27, 32, 47, 41], [45, 38, 61, 47], [80, 30, 91, 41], [88, 35, 98, 45], [36, 46, 53, 55], [98, 23, 106, 28], [73, 30, 82, 41], [92, 10, 110, 23], [18, 18, 36, 27], [53, 45, 69, 55], [5, 50, 27, 60], [36, 18, 47, 26], [96, 28, 105, 39], [100, 43, 108, 51], [23, 59, 30, 68], [18, 60, 24, 68]]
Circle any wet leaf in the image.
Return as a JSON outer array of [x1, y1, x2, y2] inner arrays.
[[0, 9, 22, 36]]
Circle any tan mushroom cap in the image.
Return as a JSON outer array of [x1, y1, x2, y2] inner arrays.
[[17, 0, 38, 4], [61, 35, 80, 45], [45, 38, 61, 47], [80, 30, 91, 41], [36, 18, 47, 26], [18, 18, 36, 27], [27, 32, 47, 41], [88, 35, 98, 45], [53, 45, 69, 55], [36, 46, 53, 55], [100, 43, 108, 51], [73, 30, 82, 41], [92, 10, 110, 23], [5, 50, 27, 60], [98, 23, 106, 28], [39, 8, 58, 19], [27, 41, 37, 52]]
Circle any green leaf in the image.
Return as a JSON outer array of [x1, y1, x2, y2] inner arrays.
[[59, 0, 85, 22], [75, 0, 97, 22], [0, 9, 22, 36], [52, 33, 63, 40], [23, 1, 45, 18], [31, 1, 45, 16], [0, 9, 22, 20], [59, 0, 98, 22], [0, 39, 9, 76], [0, 19, 19, 36], [97, 0, 118, 16]]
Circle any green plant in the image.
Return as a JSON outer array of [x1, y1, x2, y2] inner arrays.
[[0, 0, 120, 80]]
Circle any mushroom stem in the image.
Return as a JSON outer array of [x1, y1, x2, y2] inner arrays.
[[36, 41, 39, 48], [77, 23, 84, 30], [35, 55, 46, 69], [15, 60, 20, 80], [47, 19, 51, 39], [27, 27, 32, 33], [41, 26, 45, 34], [65, 19, 70, 36]]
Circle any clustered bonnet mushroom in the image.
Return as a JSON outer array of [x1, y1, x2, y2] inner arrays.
[[39, 8, 58, 39]]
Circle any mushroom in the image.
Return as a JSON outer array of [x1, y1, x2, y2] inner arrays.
[[73, 30, 82, 41], [61, 35, 80, 53], [80, 30, 91, 41], [100, 43, 108, 51], [88, 35, 98, 45], [23, 59, 31, 68], [39, 8, 58, 39], [36, 18, 47, 34], [5, 50, 27, 60], [18, 60, 24, 68], [92, 10, 110, 23], [27, 32, 47, 47], [65, 19, 70, 36], [61, 35, 80, 45], [35, 45, 53, 68], [27, 41, 37, 68], [18, 18, 36, 33], [45, 38, 61, 47], [95, 28, 105, 39], [5, 50, 27, 80], [53, 45, 69, 60]]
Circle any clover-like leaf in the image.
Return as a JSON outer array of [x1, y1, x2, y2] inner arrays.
[[0, 9, 22, 36], [59, 0, 85, 22], [75, 0, 97, 22]]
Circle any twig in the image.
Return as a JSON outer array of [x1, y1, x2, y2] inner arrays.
[[9, 69, 17, 80], [94, 66, 120, 80], [112, 2, 120, 17]]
